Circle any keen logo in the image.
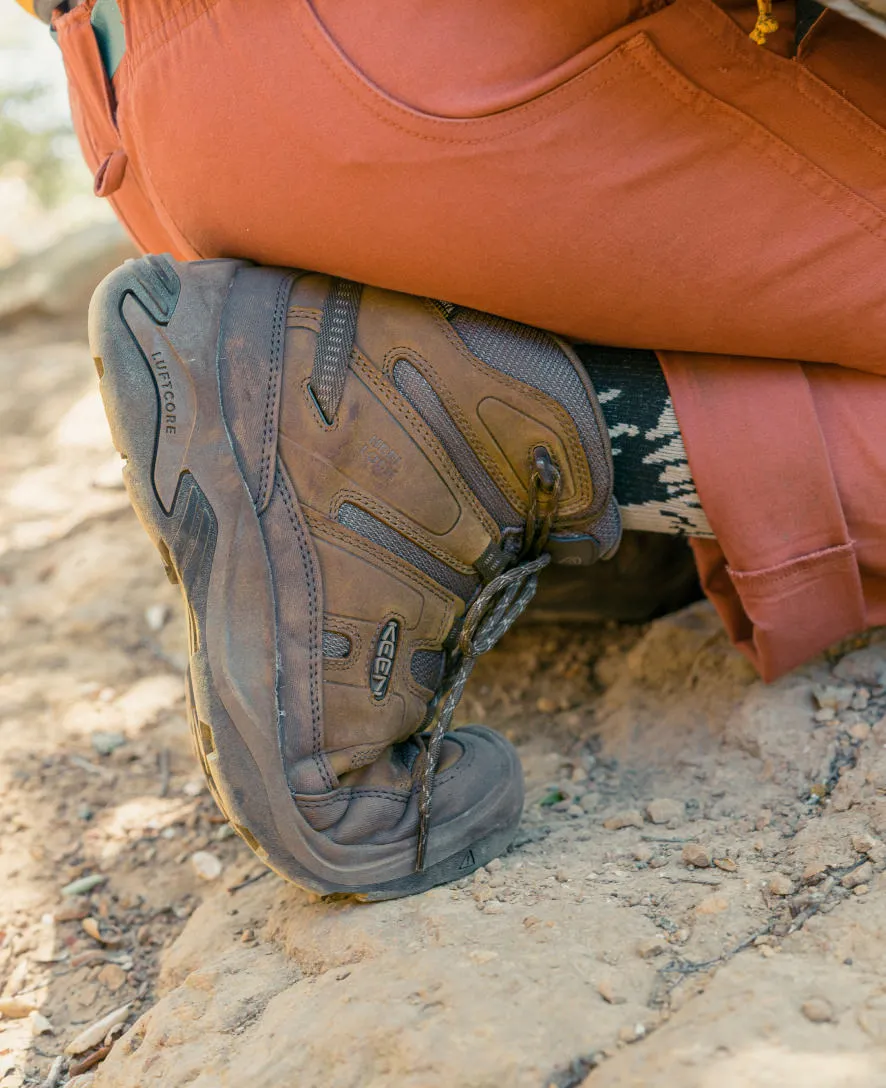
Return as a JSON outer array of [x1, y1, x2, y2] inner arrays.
[[370, 619, 400, 700]]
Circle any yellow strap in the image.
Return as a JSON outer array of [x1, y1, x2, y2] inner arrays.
[[750, 0, 779, 44]]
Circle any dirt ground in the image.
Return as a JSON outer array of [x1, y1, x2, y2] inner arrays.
[[4, 242, 886, 1088]]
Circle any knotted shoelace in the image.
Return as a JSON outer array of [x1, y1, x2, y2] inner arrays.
[[415, 447, 562, 870]]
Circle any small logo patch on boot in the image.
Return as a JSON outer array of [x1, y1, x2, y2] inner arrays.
[[370, 619, 400, 699]]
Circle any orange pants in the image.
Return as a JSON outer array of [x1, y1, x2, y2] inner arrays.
[[56, 0, 886, 679]]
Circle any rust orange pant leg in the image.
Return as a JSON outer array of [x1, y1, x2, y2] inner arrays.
[[53, 0, 886, 677]]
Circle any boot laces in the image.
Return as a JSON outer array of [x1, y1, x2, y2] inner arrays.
[[415, 447, 562, 870]]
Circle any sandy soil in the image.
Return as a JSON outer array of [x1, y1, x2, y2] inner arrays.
[[3, 250, 886, 1088]]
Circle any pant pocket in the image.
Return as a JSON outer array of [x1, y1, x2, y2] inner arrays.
[[53, 0, 184, 256]]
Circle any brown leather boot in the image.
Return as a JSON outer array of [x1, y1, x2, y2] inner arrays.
[[89, 256, 620, 899]]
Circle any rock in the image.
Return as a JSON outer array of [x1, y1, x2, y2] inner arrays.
[[636, 936, 668, 959], [0, 221, 135, 325], [833, 647, 886, 688], [851, 689, 870, 711], [190, 851, 223, 881], [768, 873, 793, 896], [633, 845, 653, 863], [144, 604, 169, 632], [467, 950, 498, 965], [98, 964, 128, 992], [61, 874, 106, 897], [65, 1004, 130, 1055], [681, 844, 711, 869], [811, 684, 855, 712], [802, 862, 828, 884], [54, 897, 92, 922], [618, 1022, 646, 1044], [842, 862, 874, 889], [848, 722, 872, 741], [695, 895, 729, 916], [712, 857, 737, 873], [854, 884, 870, 896], [0, 996, 38, 1019], [801, 997, 835, 1023], [597, 979, 626, 1005], [852, 833, 878, 855], [535, 696, 558, 714], [646, 798, 684, 825], [28, 1010, 54, 1036], [603, 810, 643, 831], [62, 1076, 96, 1088]]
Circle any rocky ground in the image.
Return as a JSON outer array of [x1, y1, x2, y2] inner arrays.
[[3, 235, 886, 1088]]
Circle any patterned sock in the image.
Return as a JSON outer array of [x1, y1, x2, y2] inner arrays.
[[573, 344, 714, 537]]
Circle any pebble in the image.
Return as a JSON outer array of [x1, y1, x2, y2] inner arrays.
[[646, 798, 684, 825], [618, 1023, 646, 1044], [802, 862, 828, 885], [97, 963, 128, 992], [61, 874, 106, 897], [0, 997, 38, 1019], [851, 689, 870, 711], [853, 884, 870, 896], [566, 804, 585, 818], [681, 844, 711, 869], [65, 1003, 130, 1055], [536, 696, 558, 714], [28, 1011, 54, 1036], [597, 979, 626, 1005], [842, 862, 873, 889], [852, 834, 878, 855], [54, 898, 92, 922], [603, 810, 643, 831], [695, 895, 729, 916], [636, 936, 668, 959], [145, 603, 170, 632], [90, 731, 126, 756], [190, 851, 223, 881], [812, 684, 855, 712], [483, 900, 505, 915], [768, 873, 794, 896], [848, 722, 872, 742], [62, 1076, 96, 1088], [468, 949, 499, 965], [485, 858, 503, 873], [801, 997, 835, 1023], [633, 845, 653, 864], [712, 857, 737, 873]]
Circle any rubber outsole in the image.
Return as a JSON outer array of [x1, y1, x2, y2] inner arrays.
[[89, 255, 523, 901]]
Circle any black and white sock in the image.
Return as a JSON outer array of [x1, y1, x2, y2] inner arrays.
[[574, 344, 714, 538]]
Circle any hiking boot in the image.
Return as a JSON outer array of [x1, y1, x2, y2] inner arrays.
[[89, 256, 620, 899]]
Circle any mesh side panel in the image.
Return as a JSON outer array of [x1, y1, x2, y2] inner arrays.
[[322, 631, 351, 659], [393, 359, 517, 530], [337, 502, 478, 602], [411, 649, 445, 692], [309, 278, 362, 423], [449, 309, 614, 523]]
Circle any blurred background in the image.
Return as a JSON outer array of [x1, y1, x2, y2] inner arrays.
[[0, 4, 116, 262]]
